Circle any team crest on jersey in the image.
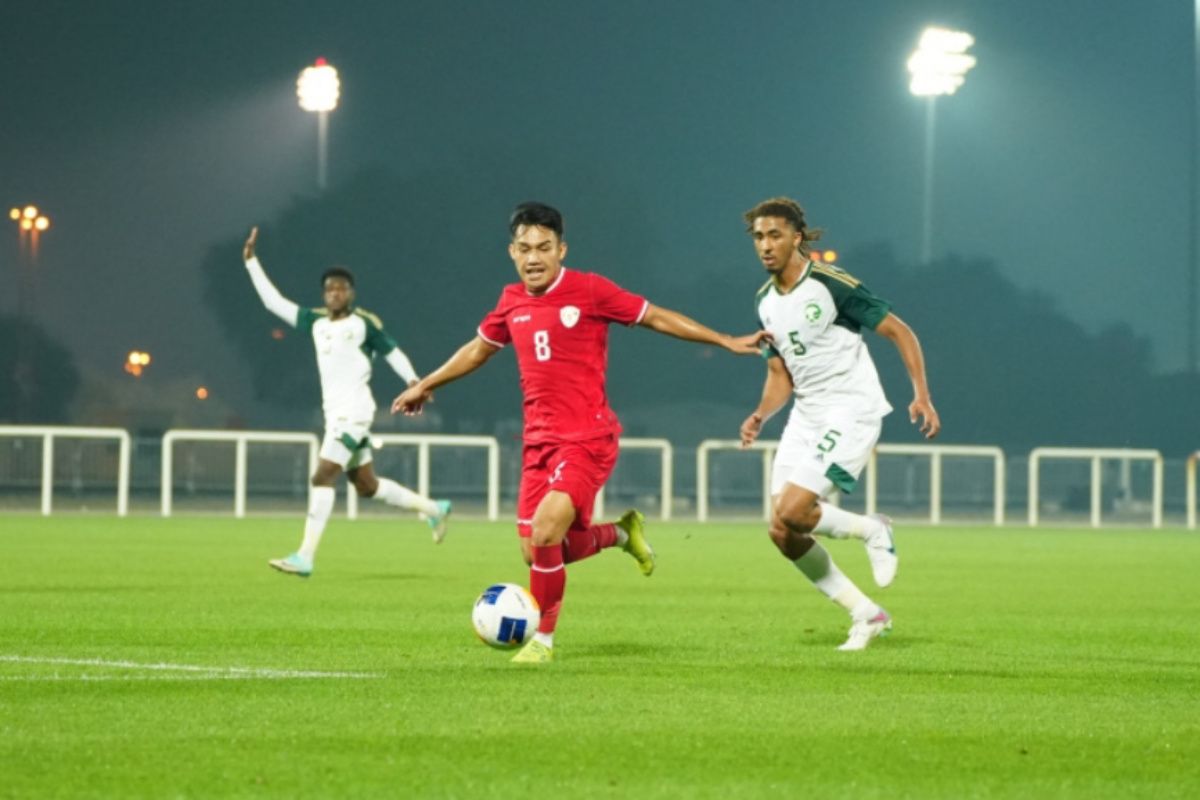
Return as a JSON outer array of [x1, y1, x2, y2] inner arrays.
[[804, 302, 822, 323], [560, 305, 581, 328]]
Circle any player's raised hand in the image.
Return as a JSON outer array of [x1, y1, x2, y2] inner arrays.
[[243, 226, 259, 261], [910, 396, 941, 439], [391, 384, 432, 416], [724, 330, 773, 356], [739, 412, 764, 449]]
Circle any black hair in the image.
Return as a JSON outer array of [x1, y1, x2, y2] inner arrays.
[[320, 267, 355, 288], [743, 196, 823, 256], [508, 202, 564, 239]]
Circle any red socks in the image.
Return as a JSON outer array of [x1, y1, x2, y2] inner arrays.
[[530, 545, 566, 634], [561, 523, 619, 564]]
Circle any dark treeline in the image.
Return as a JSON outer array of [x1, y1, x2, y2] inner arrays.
[[191, 170, 1196, 456]]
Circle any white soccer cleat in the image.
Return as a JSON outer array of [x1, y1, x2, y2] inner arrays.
[[837, 609, 892, 652], [426, 499, 452, 544], [865, 513, 898, 588]]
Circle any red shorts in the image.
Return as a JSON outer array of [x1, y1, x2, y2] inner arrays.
[[516, 435, 619, 537]]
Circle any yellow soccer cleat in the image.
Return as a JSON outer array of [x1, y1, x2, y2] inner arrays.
[[617, 509, 655, 577], [510, 638, 554, 665]]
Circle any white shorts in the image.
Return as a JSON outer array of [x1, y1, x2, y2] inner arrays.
[[320, 417, 374, 470], [770, 408, 882, 499]]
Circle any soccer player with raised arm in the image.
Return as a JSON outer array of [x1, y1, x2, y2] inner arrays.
[[242, 226, 451, 578], [393, 202, 767, 664], [738, 197, 940, 651]]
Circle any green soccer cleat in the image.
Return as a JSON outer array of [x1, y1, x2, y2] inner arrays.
[[268, 552, 313, 578], [427, 499, 452, 544], [617, 509, 655, 577], [510, 638, 554, 665]]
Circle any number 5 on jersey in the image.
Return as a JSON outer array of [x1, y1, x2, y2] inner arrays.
[[534, 330, 552, 361]]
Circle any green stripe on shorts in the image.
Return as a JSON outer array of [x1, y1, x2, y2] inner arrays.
[[825, 463, 857, 494], [339, 432, 370, 451]]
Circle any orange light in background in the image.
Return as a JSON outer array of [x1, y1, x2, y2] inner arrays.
[[124, 350, 152, 377], [195, 386, 209, 400], [19, 218, 33, 231], [22, 206, 38, 220], [8, 208, 19, 221], [34, 216, 49, 232], [821, 249, 838, 263], [270, 328, 286, 340]]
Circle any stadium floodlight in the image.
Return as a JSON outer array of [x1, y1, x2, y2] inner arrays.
[[907, 28, 976, 97], [907, 27, 976, 264], [297, 57, 340, 191], [10, 203, 50, 259]]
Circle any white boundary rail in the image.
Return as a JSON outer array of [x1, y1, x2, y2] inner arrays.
[[867, 444, 1006, 525], [593, 437, 674, 521], [696, 439, 777, 522], [161, 430, 319, 518], [345, 434, 501, 521], [1028, 447, 1163, 528], [0, 425, 131, 516], [1186, 451, 1200, 530]]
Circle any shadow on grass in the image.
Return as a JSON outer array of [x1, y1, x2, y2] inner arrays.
[[350, 573, 435, 583]]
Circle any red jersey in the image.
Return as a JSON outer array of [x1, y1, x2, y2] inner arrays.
[[477, 267, 649, 444]]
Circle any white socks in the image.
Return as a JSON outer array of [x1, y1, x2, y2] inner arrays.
[[298, 486, 336, 562], [793, 541, 880, 621], [372, 478, 439, 516], [812, 502, 883, 541], [533, 631, 554, 648]]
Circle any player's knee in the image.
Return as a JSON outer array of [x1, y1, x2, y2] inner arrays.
[[354, 476, 378, 497], [768, 517, 814, 560], [310, 470, 337, 488], [777, 502, 820, 534]]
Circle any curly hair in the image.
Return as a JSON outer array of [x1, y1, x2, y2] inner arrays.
[[743, 197, 823, 255]]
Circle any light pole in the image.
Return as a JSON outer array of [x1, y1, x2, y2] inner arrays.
[[9, 205, 51, 317], [296, 58, 340, 191], [907, 27, 976, 264], [1190, 1, 1199, 372]]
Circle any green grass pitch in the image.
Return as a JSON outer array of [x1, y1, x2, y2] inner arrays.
[[1, 515, 1197, 798]]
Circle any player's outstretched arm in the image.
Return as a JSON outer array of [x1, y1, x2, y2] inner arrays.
[[740, 355, 793, 448], [875, 313, 940, 439], [391, 336, 499, 416], [638, 304, 770, 355], [242, 226, 300, 326]]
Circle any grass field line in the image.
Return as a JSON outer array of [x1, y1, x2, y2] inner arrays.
[[0, 655, 385, 680]]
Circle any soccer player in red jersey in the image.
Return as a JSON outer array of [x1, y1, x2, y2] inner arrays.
[[392, 202, 767, 664]]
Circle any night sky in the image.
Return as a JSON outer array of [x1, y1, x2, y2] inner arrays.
[[2, 0, 1195, 416]]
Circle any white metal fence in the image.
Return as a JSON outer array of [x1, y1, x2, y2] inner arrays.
[[0, 426, 131, 516], [0, 426, 1193, 528], [343, 433, 501, 521]]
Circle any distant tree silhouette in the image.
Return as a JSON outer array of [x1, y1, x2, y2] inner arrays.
[[200, 168, 1198, 455], [0, 313, 81, 423]]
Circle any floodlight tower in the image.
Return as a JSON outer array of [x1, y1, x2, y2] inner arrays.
[[907, 27, 976, 264], [297, 58, 341, 191]]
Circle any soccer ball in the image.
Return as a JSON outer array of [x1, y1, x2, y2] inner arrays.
[[472, 583, 541, 649]]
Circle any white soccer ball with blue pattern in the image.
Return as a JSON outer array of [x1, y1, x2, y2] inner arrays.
[[472, 583, 541, 649]]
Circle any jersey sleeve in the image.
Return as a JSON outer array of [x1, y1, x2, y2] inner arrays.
[[476, 294, 511, 347], [589, 273, 649, 325], [358, 309, 399, 356], [296, 307, 322, 332], [836, 283, 892, 330]]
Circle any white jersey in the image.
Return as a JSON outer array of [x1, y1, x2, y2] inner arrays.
[[755, 259, 893, 421], [244, 256, 418, 421], [297, 307, 396, 419]]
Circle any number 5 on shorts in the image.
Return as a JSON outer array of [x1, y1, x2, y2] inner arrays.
[[817, 429, 842, 453]]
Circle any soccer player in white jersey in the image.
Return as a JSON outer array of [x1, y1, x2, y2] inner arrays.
[[242, 226, 451, 577], [738, 197, 940, 651]]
